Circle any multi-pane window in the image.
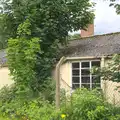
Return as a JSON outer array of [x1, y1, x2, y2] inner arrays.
[[72, 60, 100, 90]]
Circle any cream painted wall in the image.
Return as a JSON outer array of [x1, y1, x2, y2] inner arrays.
[[101, 58, 120, 105], [58, 58, 120, 105], [0, 67, 14, 89], [60, 61, 72, 94]]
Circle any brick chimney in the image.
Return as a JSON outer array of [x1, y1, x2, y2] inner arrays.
[[81, 24, 94, 37]]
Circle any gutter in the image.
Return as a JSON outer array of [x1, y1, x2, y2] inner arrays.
[[66, 56, 112, 60]]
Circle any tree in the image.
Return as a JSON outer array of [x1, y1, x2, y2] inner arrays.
[[109, 1, 120, 14], [68, 33, 81, 40], [0, 0, 94, 46], [1, 0, 94, 90], [93, 54, 120, 83], [7, 19, 40, 89]]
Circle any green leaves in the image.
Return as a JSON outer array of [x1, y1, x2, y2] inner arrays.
[[17, 19, 31, 36], [109, 1, 120, 14], [2, 0, 94, 90], [93, 54, 120, 83], [7, 19, 40, 88], [1, 0, 94, 45]]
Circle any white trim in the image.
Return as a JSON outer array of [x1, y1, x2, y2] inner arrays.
[[71, 59, 101, 90], [67, 57, 101, 60], [90, 61, 92, 89], [80, 62, 81, 88], [66, 56, 112, 61], [70, 61, 73, 94]]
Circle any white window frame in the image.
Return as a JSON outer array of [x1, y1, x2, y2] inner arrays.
[[71, 60, 101, 90]]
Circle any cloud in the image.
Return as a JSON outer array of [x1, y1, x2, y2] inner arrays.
[[94, 1, 120, 34], [72, 1, 120, 35]]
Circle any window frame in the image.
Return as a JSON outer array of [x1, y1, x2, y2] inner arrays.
[[71, 59, 101, 90]]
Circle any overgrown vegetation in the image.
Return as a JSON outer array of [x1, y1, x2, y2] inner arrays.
[[0, 0, 94, 90], [7, 19, 40, 90], [1, 0, 120, 119], [1, 87, 120, 120], [0, 85, 55, 120], [68, 33, 81, 40], [93, 54, 120, 83]]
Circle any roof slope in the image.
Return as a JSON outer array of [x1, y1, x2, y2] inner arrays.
[[0, 50, 6, 65], [1, 32, 120, 65], [63, 32, 120, 57]]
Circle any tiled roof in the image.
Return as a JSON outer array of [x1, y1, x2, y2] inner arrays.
[[63, 32, 120, 57], [1, 32, 120, 65], [0, 50, 7, 65]]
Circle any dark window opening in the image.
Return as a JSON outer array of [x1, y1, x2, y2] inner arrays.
[[81, 62, 89, 68]]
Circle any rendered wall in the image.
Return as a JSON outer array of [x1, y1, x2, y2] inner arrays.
[[60, 61, 72, 94], [0, 67, 13, 89], [101, 58, 120, 105]]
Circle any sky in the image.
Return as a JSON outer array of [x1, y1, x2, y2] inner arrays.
[[72, 0, 120, 35], [94, 0, 120, 35]]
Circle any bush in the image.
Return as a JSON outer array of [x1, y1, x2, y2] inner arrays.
[[1, 86, 120, 120], [53, 88, 120, 120], [0, 97, 55, 120], [0, 81, 55, 120], [62, 89, 104, 120]]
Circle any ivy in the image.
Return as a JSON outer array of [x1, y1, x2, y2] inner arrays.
[[7, 19, 40, 88]]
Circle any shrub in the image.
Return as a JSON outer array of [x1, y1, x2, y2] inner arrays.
[[0, 81, 55, 120], [53, 88, 120, 120], [1, 87, 120, 120]]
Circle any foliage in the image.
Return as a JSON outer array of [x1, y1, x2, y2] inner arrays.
[[34, 40, 60, 90], [109, 1, 120, 14], [0, 0, 94, 44], [61, 89, 104, 120], [1, 87, 120, 120], [38, 78, 56, 103], [1, 97, 55, 120], [0, 84, 55, 120], [0, 14, 8, 49], [0, 0, 94, 91], [53, 88, 120, 120], [92, 54, 120, 83], [0, 15, 7, 50], [68, 33, 81, 41], [1, 0, 94, 88], [7, 19, 40, 89]]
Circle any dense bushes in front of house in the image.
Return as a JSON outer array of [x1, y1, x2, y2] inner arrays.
[[0, 84, 55, 120], [1, 86, 120, 120], [53, 89, 120, 120]]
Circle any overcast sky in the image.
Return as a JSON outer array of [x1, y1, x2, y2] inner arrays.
[[73, 1, 120, 35], [94, 1, 120, 35]]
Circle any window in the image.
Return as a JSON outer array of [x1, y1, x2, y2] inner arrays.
[[72, 60, 100, 89]]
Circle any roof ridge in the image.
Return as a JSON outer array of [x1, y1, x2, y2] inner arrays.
[[70, 32, 120, 41]]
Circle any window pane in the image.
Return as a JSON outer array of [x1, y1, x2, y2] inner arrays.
[[92, 76, 100, 83], [81, 84, 90, 89], [92, 61, 100, 67], [81, 76, 90, 83], [81, 62, 89, 68], [72, 77, 79, 83], [72, 84, 79, 89], [72, 70, 79, 76], [72, 63, 79, 68], [81, 69, 90, 75]]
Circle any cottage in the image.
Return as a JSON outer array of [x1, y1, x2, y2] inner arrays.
[[1, 24, 120, 104], [57, 25, 120, 104]]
